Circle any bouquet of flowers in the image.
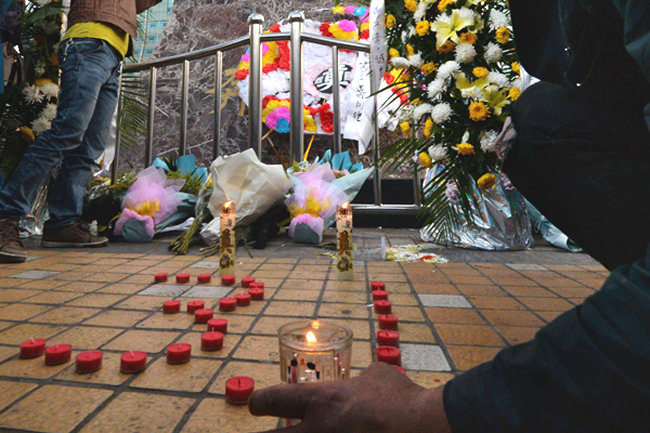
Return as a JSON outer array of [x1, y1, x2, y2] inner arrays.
[[370, 0, 521, 242]]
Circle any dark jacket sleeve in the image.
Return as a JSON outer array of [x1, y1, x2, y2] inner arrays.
[[443, 246, 650, 433], [611, 0, 650, 85], [136, 0, 161, 14]]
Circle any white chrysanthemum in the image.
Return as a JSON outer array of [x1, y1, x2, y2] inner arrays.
[[391, 57, 410, 69], [41, 103, 58, 121], [437, 61, 461, 80], [460, 86, 483, 100], [480, 130, 499, 153], [24, 85, 44, 104], [455, 43, 476, 63], [413, 103, 433, 121], [414, 1, 429, 22], [431, 103, 453, 124], [434, 13, 452, 25], [400, 106, 415, 122], [408, 53, 424, 68], [34, 0, 52, 5], [489, 9, 509, 29], [487, 71, 509, 88], [40, 83, 59, 99], [401, 30, 410, 44], [428, 144, 448, 162], [458, 7, 476, 23], [427, 79, 445, 100], [31, 117, 51, 135], [485, 42, 503, 63]]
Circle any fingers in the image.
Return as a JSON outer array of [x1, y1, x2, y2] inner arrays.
[[249, 383, 321, 419]]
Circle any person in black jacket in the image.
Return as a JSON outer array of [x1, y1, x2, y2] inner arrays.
[[247, 1, 650, 432]]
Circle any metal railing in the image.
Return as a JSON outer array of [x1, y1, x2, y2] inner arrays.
[[114, 11, 420, 215]]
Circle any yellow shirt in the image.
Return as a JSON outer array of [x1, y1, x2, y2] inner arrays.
[[62, 22, 129, 59]]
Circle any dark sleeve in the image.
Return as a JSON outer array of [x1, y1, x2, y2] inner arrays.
[[611, 0, 650, 85], [136, 0, 162, 14], [443, 246, 650, 433]]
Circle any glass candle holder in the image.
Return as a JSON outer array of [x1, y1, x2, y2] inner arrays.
[[278, 320, 353, 385]]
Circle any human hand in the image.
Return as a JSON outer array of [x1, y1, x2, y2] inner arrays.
[[248, 362, 452, 433]]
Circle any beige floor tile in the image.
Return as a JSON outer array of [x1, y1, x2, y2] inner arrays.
[[53, 281, 105, 293], [0, 303, 52, 321], [129, 357, 221, 392], [446, 345, 502, 371], [101, 329, 180, 353], [0, 345, 16, 362], [318, 302, 369, 319], [55, 351, 133, 385], [97, 283, 149, 294], [406, 371, 455, 388], [517, 296, 574, 312], [0, 323, 65, 345], [352, 340, 372, 368], [137, 311, 196, 330], [496, 326, 539, 345], [184, 331, 241, 359], [425, 307, 487, 325], [469, 296, 526, 311], [31, 306, 101, 325], [190, 314, 255, 334], [209, 361, 282, 395], [22, 291, 81, 304], [435, 324, 505, 347], [51, 326, 122, 350], [83, 310, 151, 327], [251, 316, 294, 336], [0, 353, 73, 379], [79, 392, 194, 433], [321, 290, 367, 303], [232, 335, 279, 362], [0, 384, 113, 433], [397, 323, 437, 344], [0, 380, 38, 411], [336, 319, 371, 340], [264, 301, 316, 317], [274, 289, 321, 301], [66, 293, 126, 308], [0, 288, 42, 302], [281, 279, 324, 290], [115, 295, 170, 311], [384, 305, 426, 322], [481, 310, 545, 327], [179, 397, 278, 433]]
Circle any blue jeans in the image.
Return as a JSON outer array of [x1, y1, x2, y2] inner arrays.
[[0, 38, 121, 230]]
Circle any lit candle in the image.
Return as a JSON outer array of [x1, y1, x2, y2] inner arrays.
[[220, 200, 236, 276], [336, 201, 353, 279]]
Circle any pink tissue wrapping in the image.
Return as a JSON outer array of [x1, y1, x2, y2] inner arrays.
[[114, 209, 155, 236], [288, 213, 324, 238], [286, 163, 348, 220], [114, 166, 185, 236]]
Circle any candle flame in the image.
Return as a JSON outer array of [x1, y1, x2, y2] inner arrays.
[[223, 200, 234, 210], [306, 331, 317, 344], [341, 201, 350, 210]]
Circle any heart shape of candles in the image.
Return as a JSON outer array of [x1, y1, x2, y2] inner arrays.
[[207, 318, 228, 333], [120, 351, 147, 374], [20, 338, 46, 359], [45, 344, 72, 365], [187, 300, 205, 313], [76, 350, 103, 373], [225, 376, 255, 405]]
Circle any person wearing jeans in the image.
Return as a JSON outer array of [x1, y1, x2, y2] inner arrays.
[[0, 0, 160, 263]]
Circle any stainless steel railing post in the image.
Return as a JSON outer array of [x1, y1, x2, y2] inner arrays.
[[111, 69, 124, 184], [289, 11, 305, 163], [179, 59, 190, 156], [213, 51, 223, 160], [331, 46, 342, 154], [248, 14, 264, 158], [145, 66, 157, 167]]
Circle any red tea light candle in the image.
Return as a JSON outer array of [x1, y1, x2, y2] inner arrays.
[[378, 314, 399, 330], [201, 332, 224, 351], [393, 365, 407, 374], [163, 300, 181, 314], [370, 281, 385, 291], [45, 344, 72, 365], [250, 281, 264, 289], [120, 351, 147, 374], [219, 298, 236, 312], [241, 277, 255, 288], [194, 308, 214, 324], [167, 343, 191, 364], [374, 300, 392, 314], [249, 287, 264, 300], [376, 346, 401, 366], [76, 350, 103, 373], [221, 275, 235, 286], [154, 273, 168, 283], [377, 330, 400, 347], [225, 376, 255, 405], [207, 318, 228, 333], [372, 290, 389, 301], [197, 274, 212, 284], [20, 338, 46, 359], [235, 293, 251, 306], [176, 273, 190, 284], [187, 300, 205, 314]]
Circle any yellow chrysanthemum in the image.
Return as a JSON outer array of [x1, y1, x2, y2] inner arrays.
[[456, 143, 475, 156], [438, 0, 456, 11], [404, 0, 418, 12], [437, 40, 456, 53], [421, 62, 437, 76], [508, 87, 522, 101], [477, 173, 497, 190], [469, 101, 490, 121], [423, 118, 434, 138], [333, 6, 345, 15], [496, 27, 510, 44], [386, 14, 396, 29], [400, 121, 412, 137], [415, 20, 430, 36], [35, 77, 54, 87], [472, 67, 489, 78], [406, 44, 415, 57], [512, 61, 520, 75], [19, 126, 35, 143], [389, 48, 400, 59], [459, 32, 478, 45], [419, 152, 433, 168]]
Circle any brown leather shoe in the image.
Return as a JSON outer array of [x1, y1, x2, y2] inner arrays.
[[0, 219, 27, 263], [41, 221, 109, 248]]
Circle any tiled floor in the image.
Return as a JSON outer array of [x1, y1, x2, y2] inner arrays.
[[0, 249, 608, 432]]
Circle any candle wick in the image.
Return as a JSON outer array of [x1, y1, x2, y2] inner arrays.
[[30, 337, 35, 343], [238, 378, 241, 387]]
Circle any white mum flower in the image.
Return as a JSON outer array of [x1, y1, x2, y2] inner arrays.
[[480, 130, 499, 153], [41, 103, 58, 121], [434, 13, 452, 25], [413, 103, 433, 121], [34, 0, 52, 5], [408, 53, 424, 68], [461, 86, 483, 100], [24, 85, 44, 104], [427, 79, 445, 100], [428, 144, 449, 162], [437, 61, 461, 80], [391, 57, 411, 69], [487, 71, 509, 87], [414, 2, 429, 22], [40, 83, 59, 99], [400, 106, 415, 122], [431, 102, 453, 124], [489, 9, 509, 29], [458, 7, 476, 24], [31, 117, 51, 135], [455, 43, 477, 63], [401, 30, 410, 44], [485, 42, 503, 63]]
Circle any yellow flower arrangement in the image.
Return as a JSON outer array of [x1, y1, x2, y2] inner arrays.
[[438, 0, 456, 11], [508, 87, 522, 101], [416, 21, 431, 36], [421, 62, 437, 76], [437, 40, 456, 53], [496, 27, 510, 44], [456, 143, 475, 156], [511, 61, 520, 75], [477, 173, 497, 189], [423, 118, 434, 138], [405, 43, 415, 57], [459, 32, 478, 45], [386, 14, 396, 29], [419, 152, 433, 168], [469, 101, 490, 121], [472, 67, 489, 78], [404, 0, 418, 13], [400, 121, 412, 137], [19, 126, 36, 143], [333, 5, 345, 15], [389, 48, 400, 58]]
